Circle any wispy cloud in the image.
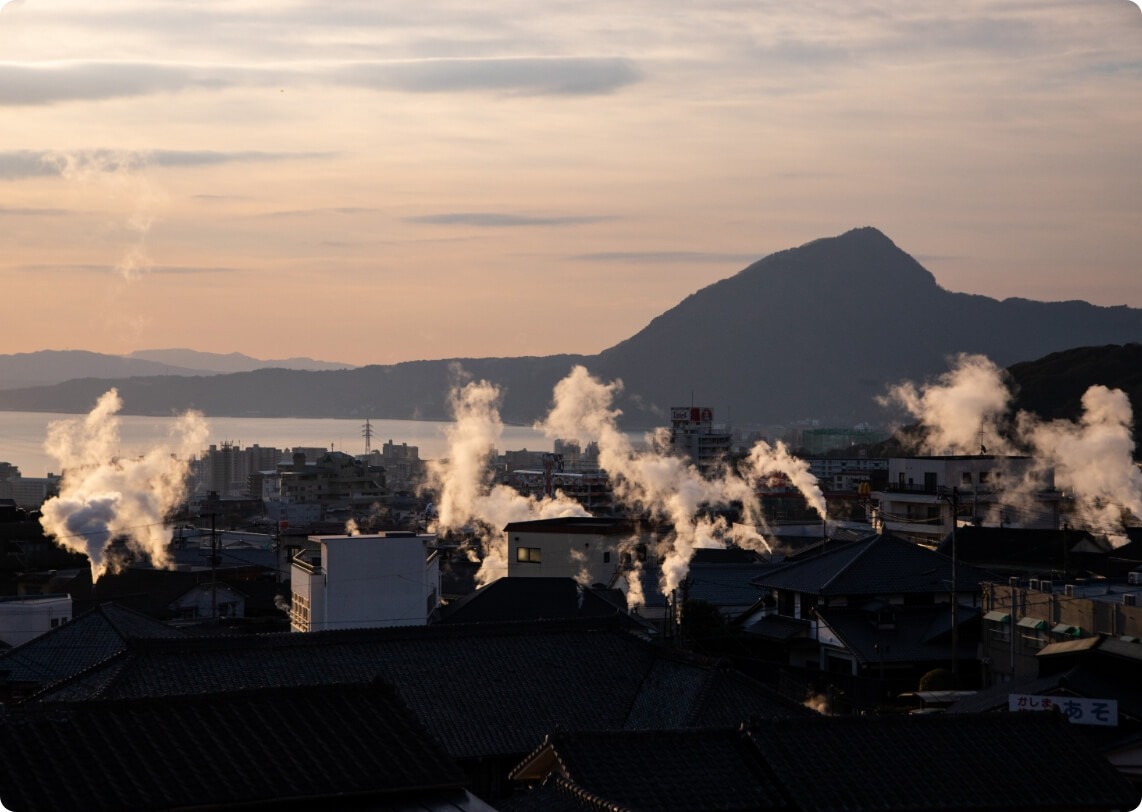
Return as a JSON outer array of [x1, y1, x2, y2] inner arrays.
[[0, 206, 70, 216], [408, 212, 614, 227], [16, 264, 240, 275], [0, 56, 640, 106], [0, 149, 334, 180], [569, 251, 761, 264], [335, 57, 641, 96]]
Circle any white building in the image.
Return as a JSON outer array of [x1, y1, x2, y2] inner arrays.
[[872, 456, 1061, 545], [0, 594, 72, 647], [504, 517, 657, 586], [289, 533, 440, 632]]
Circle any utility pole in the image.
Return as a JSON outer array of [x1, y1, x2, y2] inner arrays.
[[939, 486, 960, 682], [210, 512, 218, 620]]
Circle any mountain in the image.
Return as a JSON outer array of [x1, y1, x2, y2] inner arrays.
[[1, 228, 1140, 427], [0, 349, 355, 391], [125, 349, 355, 374], [0, 351, 205, 391], [1007, 343, 1142, 422]]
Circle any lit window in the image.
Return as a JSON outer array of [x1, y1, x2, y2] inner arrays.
[[516, 547, 542, 563]]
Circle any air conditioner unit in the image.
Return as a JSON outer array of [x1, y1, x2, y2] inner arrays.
[[1008, 576, 1020, 587], [1125, 594, 1137, 607], [1029, 579, 1041, 591], [1129, 571, 1142, 586], [1041, 580, 1053, 593], [1065, 584, 1075, 598]]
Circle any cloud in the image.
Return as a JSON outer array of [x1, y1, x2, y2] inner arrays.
[[569, 251, 761, 264], [0, 149, 334, 180], [0, 206, 70, 216], [408, 212, 614, 227], [335, 57, 641, 96], [16, 263, 240, 275], [0, 56, 640, 106]]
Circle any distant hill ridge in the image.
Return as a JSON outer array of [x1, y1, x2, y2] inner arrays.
[[0, 349, 356, 391], [0, 227, 1140, 427]]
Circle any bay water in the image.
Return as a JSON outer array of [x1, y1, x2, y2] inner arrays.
[[0, 411, 558, 477]]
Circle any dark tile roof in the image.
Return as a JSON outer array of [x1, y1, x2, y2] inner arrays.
[[753, 533, 992, 596], [512, 728, 794, 812], [814, 604, 979, 666], [502, 517, 638, 535], [0, 603, 185, 690], [0, 682, 467, 812], [510, 714, 1139, 812], [684, 562, 775, 609], [437, 577, 627, 625], [29, 620, 808, 760], [748, 712, 1139, 811], [935, 526, 1110, 571]]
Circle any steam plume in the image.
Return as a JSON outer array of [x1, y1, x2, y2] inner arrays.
[[424, 376, 588, 586], [886, 355, 1142, 537], [880, 353, 1013, 455], [39, 389, 208, 580], [541, 366, 824, 595], [43, 150, 162, 280]]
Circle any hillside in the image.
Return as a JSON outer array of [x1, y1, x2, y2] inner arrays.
[[1, 228, 1140, 428]]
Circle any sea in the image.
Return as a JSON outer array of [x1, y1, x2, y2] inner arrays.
[[0, 411, 558, 478]]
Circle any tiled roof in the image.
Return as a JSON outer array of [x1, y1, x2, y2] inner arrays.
[[29, 620, 807, 759], [753, 533, 992, 596], [0, 682, 467, 812], [684, 563, 775, 609], [512, 728, 794, 812], [437, 577, 627, 624], [509, 714, 1139, 812], [815, 604, 979, 666], [748, 712, 1139, 811], [0, 603, 185, 690]]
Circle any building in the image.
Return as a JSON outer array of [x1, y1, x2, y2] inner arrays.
[[278, 451, 385, 512], [872, 455, 1061, 545], [503, 517, 658, 587], [0, 594, 72, 647], [289, 532, 440, 631], [979, 573, 1142, 684], [669, 406, 732, 475]]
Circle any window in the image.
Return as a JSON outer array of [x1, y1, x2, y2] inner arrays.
[[516, 547, 542, 563], [603, 551, 611, 564], [50, 618, 59, 628], [635, 544, 648, 562], [962, 472, 972, 485]]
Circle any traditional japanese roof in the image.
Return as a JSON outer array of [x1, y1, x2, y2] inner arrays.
[[507, 714, 1139, 812], [510, 727, 794, 812], [436, 577, 628, 625], [0, 603, 185, 690], [752, 533, 991, 597], [684, 562, 775, 610], [0, 682, 469, 812], [814, 604, 980, 666], [29, 619, 811, 760]]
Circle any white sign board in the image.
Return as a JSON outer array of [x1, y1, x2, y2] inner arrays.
[[1008, 694, 1118, 726]]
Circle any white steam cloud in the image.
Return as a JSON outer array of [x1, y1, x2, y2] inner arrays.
[[424, 375, 589, 586], [39, 389, 208, 580], [426, 366, 827, 598], [885, 355, 1142, 537], [43, 149, 164, 280]]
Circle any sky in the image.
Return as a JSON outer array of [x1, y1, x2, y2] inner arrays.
[[0, 0, 1140, 368]]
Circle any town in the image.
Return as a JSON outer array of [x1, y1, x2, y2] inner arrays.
[[0, 392, 1139, 811]]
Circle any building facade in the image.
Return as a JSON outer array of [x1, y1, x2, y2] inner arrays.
[[289, 533, 440, 632]]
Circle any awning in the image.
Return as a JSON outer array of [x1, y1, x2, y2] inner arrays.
[[983, 610, 1010, 623], [1051, 623, 1080, 637], [1017, 617, 1047, 630]]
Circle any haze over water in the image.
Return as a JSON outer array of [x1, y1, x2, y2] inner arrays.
[[0, 411, 557, 478]]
